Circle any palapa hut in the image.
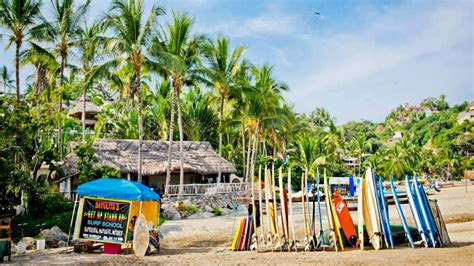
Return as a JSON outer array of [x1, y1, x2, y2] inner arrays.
[[67, 98, 101, 128], [61, 138, 237, 196]]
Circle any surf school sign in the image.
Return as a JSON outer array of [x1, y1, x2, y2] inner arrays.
[[78, 197, 131, 243]]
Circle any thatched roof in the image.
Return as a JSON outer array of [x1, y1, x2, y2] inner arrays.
[[63, 138, 237, 176], [68, 100, 101, 117]]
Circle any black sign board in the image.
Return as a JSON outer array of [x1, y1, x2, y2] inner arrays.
[[78, 197, 131, 243]]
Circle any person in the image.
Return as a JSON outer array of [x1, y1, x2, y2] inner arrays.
[[127, 216, 137, 242]]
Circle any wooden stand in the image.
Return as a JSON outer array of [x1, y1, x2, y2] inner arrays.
[[0, 216, 12, 263]]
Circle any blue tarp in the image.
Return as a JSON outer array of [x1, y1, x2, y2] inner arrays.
[[77, 178, 160, 201]]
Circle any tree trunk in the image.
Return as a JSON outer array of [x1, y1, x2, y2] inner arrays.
[[241, 123, 246, 180], [249, 122, 259, 184], [165, 87, 177, 196], [218, 95, 224, 183], [58, 56, 65, 161], [82, 88, 86, 142], [15, 42, 20, 102], [137, 65, 143, 184], [177, 94, 184, 196], [245, 131, 252, 182]]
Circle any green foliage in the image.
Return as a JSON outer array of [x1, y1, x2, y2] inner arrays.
[[212, 207, 222, 216], [74, 142, 121, 184], [159, 214, 167, 226], [177, 203, 198, 214]]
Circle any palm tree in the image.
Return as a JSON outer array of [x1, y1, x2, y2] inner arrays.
[[149, 12, 201, 195], [0, 65, 14, 94], [31, 0, 90, 160], [104, 0, 164, 183], [74, 22, 105, 142], [0, 0, 41, 102], [201, 37, 246, 183]]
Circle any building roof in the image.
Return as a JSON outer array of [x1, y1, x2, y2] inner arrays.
[[63, 138, 237, 177], [67, 100, 101, 117]]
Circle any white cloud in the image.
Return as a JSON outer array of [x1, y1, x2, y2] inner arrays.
[[283, 1, 473, 123]]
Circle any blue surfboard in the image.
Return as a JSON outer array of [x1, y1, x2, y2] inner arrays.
[[372, 170, 389, 248], [389, 176, 414, 247], [349, 175, 355, 197], [405, 175, 430, 247], [379, 176, 394, 248], [413, 176, 440, 247]]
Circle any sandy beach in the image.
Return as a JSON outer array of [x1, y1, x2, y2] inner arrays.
[[10, 185, 474, 265]]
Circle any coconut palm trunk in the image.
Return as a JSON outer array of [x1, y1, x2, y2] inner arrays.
[[249, 121, 259, 183], [82, 90, 86, 142], [245, 131, 252, 181], [15, 42, 20, 102], [177, 94, 184, 196], [165, 88, 177, 196], [58, 55, 65, 160], [136, 63, 143, 184], [241, 123, 246, 180], [218, 95, 224, 183]]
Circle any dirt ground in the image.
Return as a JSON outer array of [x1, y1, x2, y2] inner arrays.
[[9, 185, 474, 265]]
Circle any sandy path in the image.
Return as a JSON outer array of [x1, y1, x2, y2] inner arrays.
[[10, 185, 474, 265]]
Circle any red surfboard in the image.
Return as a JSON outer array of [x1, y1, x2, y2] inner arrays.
[[333, 190, 358, 247]]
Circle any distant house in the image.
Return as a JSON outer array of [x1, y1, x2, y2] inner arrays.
[[456, 101, 474, 124], [67, 98, 101, 129], [60, 139, 237, 198], [388, 131, 403, 143]]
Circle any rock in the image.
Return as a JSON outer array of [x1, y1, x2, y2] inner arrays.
[[187, 212, 215, 220], [204, 205, 213, 212], [41, 226, 68, 248], [57, 241, 68, 248], [51, 226, 68, 241], [171, 213, 181, 220], [220, 208, 232, 215], [21, 237, 36, 250], [11, 243, 17, 254]]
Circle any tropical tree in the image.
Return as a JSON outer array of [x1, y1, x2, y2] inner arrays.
[[104, 0, 164, 183], [0, 0, 42, 102], [0, 65, 14, 93], [74, 22, 105, 141], [149, 12, 201, 195], [201, 36, 246, 183], [31, 0, 90, 160]]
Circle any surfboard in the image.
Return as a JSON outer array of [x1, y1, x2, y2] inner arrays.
[[389, 176, 414, 248], [323, 169, 338, 251], [333, 190, 358, 247], [246, 216, 254, 250], [231, 218, 244, 251], [257, 165, 266, 247], [301, 171, 311, 251], [405, 175, 430, 248], [428, 199, 451, 246], [278, 167, 289, 249], [373, 173, 389, 248], [349, 175, 355, 197], [365, 167, 382, 250], [316, 169, 325, 249], [356, 177, 365, 250], [133, 214, 149, 257], [271, 166, 282, 250], [413, 176, 440, 247], [378, 177, 394, 248], [264, 166, 274, 248], [326, 171, 344, 251], [287, 167, 298, 251], [250, 168, 259, 251]]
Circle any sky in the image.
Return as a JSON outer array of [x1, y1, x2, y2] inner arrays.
[[0, 0, 472, 124]]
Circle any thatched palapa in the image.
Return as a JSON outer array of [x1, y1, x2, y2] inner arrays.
[[63, 138, 237, 178]]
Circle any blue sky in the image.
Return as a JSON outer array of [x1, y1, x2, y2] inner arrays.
[[1, 0, 472, 123]]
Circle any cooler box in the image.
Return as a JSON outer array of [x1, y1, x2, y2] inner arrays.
[[103, 243, 122, 254]]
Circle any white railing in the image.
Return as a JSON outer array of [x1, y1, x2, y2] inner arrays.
[[166, 183, 249, 196]]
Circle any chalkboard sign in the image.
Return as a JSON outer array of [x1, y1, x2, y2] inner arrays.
[[78, 197, 131, 243]]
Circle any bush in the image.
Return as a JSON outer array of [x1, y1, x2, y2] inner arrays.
[[177, 203, 198, 214], [159, 214, 167, 226], [212, 207, 222, 216]]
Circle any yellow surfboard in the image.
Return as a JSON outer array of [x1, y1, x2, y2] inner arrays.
[[357, 177, 365, 250], [326, 172, 344, 251], [231, 218, 244, 251]]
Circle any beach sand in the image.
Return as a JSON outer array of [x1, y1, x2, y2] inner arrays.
[[10, 185, 474, 265]]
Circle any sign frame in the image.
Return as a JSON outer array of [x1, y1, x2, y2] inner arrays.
[[76, 196, 133, 244]]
